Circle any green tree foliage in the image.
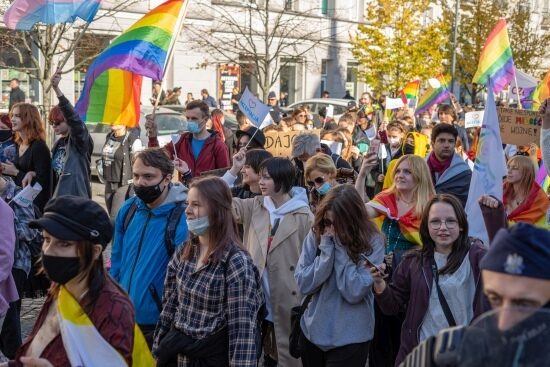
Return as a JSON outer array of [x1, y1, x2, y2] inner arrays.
[[351, 0, 449, 95]]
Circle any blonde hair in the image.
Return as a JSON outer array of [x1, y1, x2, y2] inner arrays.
[[388, 154, 435, 217], [304, 153, 337, 180], [505, 155, 536, 200]]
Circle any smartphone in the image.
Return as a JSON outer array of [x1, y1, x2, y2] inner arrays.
[[367, 138, 381, 155], [360, 253, 385, 274]]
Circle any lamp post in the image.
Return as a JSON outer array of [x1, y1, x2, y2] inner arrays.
[[450, 0, 460, 96]]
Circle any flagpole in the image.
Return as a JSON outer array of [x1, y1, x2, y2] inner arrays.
[[513, 72, 523, 109], [414, 81, 421, 113], [152, 0, 190, 118]]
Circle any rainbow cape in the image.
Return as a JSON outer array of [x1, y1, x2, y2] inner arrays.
[[3, 0, 100, 30], [416, 74, 450, 114], [531, 69, 550, 110], [472, 19, 515, 94], [57, 286, 154, 366], [504, 182, 549, 228], [367, 191, 422, 247], [75, 0, 187, 127]]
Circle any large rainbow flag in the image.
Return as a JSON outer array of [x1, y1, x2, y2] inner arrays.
[[531, 69, 550, 110], [472, 19, 516, 94], [75, 0, 187, 127], [416, 74, 450, 114], [3, 0, 101, 30]]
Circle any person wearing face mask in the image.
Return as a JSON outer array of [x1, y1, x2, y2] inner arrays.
[[153, 176, 264, 367], [49, 71, 94, 199], [110, 148, 188, 347], [0, 114, 16, 164], [146, 100, 229, 181], [7, 195, 153, 366], [304, 153, 339, 213], [231, 157, 313, 367]]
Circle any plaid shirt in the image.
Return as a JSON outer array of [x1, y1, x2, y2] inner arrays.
[[153, 242, 264, 367]]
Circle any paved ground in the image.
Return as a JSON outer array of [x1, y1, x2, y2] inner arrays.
[[18, 179, 107, 341]]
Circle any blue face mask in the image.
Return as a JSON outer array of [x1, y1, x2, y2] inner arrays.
[[187, 120, 202, 134], [187, 216, 210, 236], [317, 182, 332, 196]]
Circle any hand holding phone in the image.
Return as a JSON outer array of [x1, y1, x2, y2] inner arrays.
[[360, 253, 386, 276], [367, 138, 381, 155]]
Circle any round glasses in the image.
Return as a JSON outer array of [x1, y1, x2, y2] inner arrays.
[[428, 219, 458, 230]]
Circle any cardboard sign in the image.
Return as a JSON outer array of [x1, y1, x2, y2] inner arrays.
[[465, 110, 484, 128], [264, 129, 321, 157], [496, 108, 541, 146]]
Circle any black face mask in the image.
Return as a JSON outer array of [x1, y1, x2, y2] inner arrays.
[[134, 177, 167, 204], [0, 130, 12, 141], [42, 254, 81, 284], [403, 143, 415, 155]]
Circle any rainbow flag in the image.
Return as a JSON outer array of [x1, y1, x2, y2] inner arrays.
[[415, 74, 451, 114], [531, 69, 550, 110], [472, 19, 516, 94], [3, 0, 100, 30], [57, 286, 154, 366], [401, 80, 421, 100], [75, 0, 186, 127]]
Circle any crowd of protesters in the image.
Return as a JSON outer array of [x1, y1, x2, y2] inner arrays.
[[0, 74, 549, 367]]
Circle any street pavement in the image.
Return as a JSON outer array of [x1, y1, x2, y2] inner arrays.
[[18, 179, 107, 341]]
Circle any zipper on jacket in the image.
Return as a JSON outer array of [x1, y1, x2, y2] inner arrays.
[[127, 210, 152, 293]]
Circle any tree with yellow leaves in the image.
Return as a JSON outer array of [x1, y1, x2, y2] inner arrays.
[[351, 0, 449, 95]]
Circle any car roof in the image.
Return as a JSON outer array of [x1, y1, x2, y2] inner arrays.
[[288, 98, 356, 105]]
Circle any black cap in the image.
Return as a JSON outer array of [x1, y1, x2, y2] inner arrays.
[[480, 223, 550, 280], [30, 196, 112, 247], [236, 126, 266, 148], [268, 91, 276, 99]]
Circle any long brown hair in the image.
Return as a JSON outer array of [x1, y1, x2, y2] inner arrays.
[[504, 155, 535, 203], [417, 194, 470, 275], [10, 103, 46, 144], [180, 176, 242, 263], [313, 184, 379, 262]]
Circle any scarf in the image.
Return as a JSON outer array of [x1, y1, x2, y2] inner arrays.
[[427, 153, 453, 181]]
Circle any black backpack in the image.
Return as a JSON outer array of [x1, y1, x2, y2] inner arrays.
[[122, 198, 186, 258]]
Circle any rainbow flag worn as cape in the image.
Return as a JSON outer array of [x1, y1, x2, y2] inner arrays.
[[367, 190, 422, 247], [75, 0, 186, 127], [472, 19, 516, 94], [57, 286, 154, 366], [531, 69, 550, 110], [504, 182, 550, 228], [3, 0, 101, 30]]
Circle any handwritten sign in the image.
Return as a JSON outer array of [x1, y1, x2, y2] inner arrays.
[[465, 110, 484, 128], [496, 108, 541, 146], [264, 130, 321, 157]]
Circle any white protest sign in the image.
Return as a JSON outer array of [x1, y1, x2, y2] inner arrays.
[[326, 105, 334, 119], [238, 87, 271, 128], [11, 182, 42, 207], [321, 140, 342, 155], [464, 110, 485, 128], [508, 68, 538, 102], [385, 97, 405, 110]]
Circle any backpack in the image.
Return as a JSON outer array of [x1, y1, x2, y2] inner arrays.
[[122, 198, 187, 258]]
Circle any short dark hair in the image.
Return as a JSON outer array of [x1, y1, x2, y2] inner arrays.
[[322, 90, 330, 97], [201, 88, 209, 95], [186, 100, 210, 119], [259, 157, 295, 194], [10, 78, 20, 83], [318, 106, 327, 118], [438, 104, 457, 122], [431, 123, 458, 143], [245, 149, 273, 173], [236, 110, 248, 127], [132, 148, 174, 176]]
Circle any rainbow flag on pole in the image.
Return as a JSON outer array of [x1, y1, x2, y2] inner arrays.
[[531, 69, 550, 110], [3, 0, 101, 30], [472, 19, 516, 94], [416, 74, 450, 114], [75, 0, 187, 127]]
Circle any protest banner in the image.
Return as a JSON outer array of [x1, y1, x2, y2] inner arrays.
[[464, 110, 484, 128], [385, 97, 405, 110], [265, 129, 321, 157], [218, 64, 240, 111], [497, 107, 541, 146]]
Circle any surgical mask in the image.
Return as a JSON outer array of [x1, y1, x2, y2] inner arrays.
[[0, 130, 11, 141], [187, 120, 202, 134], [388, 137, 401, 146], [42, 254, 80, 284], [187, 216, 210, 236], [317, 182, 332, 196], [134, 178, 167, 204]]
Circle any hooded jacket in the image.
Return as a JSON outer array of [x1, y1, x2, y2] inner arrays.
[[52, 95, 93, 199], [429, 153, 472, 207], [110, 183, 189, 325]]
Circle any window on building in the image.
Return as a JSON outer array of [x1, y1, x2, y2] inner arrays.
[[285, 0, 294, 11], [321, 0, 328, 15], [346, 61, 359, 99], [320, 59, 328, 97]]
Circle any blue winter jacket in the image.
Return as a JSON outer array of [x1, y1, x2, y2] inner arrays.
[[110, 183, 188, 325]]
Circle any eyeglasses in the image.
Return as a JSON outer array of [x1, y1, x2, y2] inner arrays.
[[323, 218, 333, 227], [307, 176, 325, 187], [428, 219, 458, 230], [49, 120, 62, 127]]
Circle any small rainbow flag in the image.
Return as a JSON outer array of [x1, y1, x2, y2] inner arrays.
[[416, 75, 450, 114], [531, 69, 550, 110], [76, 0, 187, 127], [3, 0, 101, 30], [472, 19, 516, 94], [401, 80, 421, 100]]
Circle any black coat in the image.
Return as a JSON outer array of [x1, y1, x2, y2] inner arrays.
[[9, 87, 25, 110]]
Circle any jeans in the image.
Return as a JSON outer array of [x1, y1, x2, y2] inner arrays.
[[301, 336, 370, 367]]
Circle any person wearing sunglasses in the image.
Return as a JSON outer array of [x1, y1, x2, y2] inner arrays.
[[49, 70, 93, 199], [369, 194, 488, 366], [304, 153, 338, 213]]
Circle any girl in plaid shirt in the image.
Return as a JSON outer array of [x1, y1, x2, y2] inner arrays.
[[153, 176, 264, 367]]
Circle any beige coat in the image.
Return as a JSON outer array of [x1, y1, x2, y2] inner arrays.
[[233, 196, 313, 367]]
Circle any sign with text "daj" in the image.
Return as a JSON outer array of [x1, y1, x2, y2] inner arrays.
[[497, 108, 541, 146], [238, 87, 271, 129], [265, 130, 321, 157]]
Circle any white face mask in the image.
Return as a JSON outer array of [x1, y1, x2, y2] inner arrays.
[[388, 137, 401, 146]]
